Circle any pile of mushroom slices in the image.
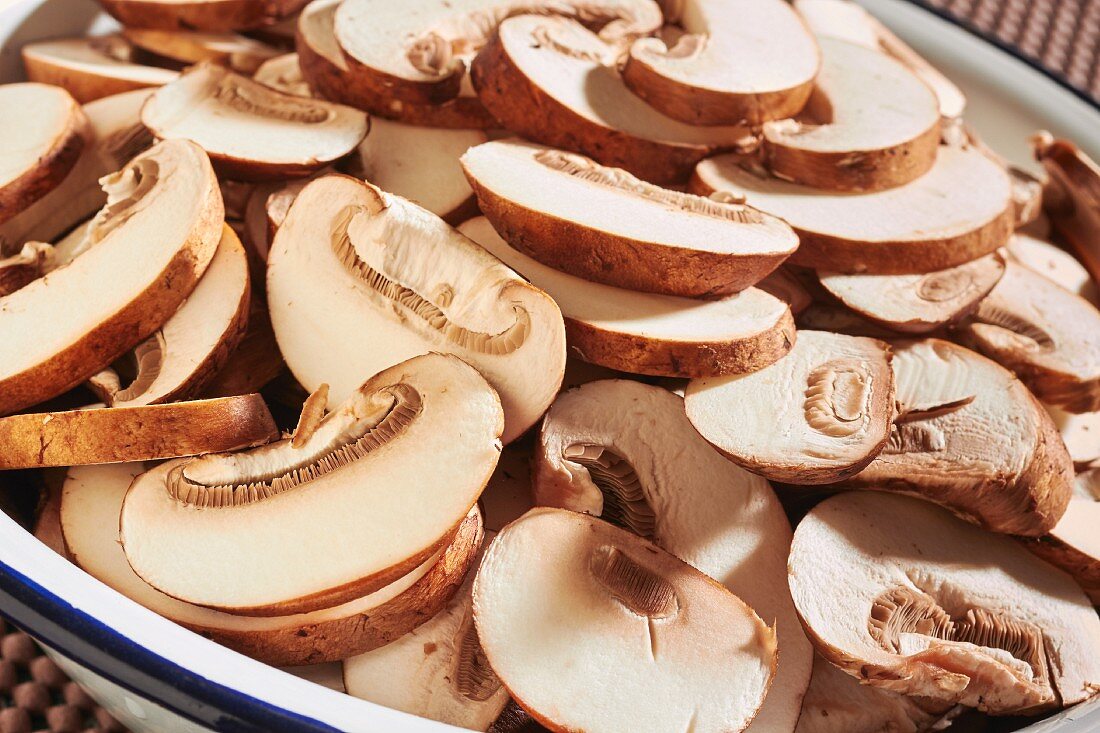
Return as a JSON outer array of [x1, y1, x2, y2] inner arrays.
[[6, 0, 1100, 730]]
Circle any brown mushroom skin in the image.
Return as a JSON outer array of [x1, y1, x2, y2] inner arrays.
[[98, 0, 310, 32], [1019, 532, 1100, 605]]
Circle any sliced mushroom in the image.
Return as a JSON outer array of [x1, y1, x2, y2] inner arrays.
[[960, 261, 1100, 413], [816, 252, 1006, 333], [789, 491, 1100, 713], [1035, 134, 1100, 285], [684, 330, 894, 484], [88, 224, 250, 408], [21, 36, 179, 104], [142, 63, 369, 181], [122, 29, 281, 74], [473, 507, 778, 733], [462, 140, 798, 297], [97, 0, 309, 32], [534, 380, 813, 733], [201, 296, 285, 399], [121, 353, 503, 615], [58, 463, 482, 666], [459, 216, 795, 377], [0, 84, 90, 226], [1007, 234, 1099, 305], [0, 242, 53, 296], [1047, 405, 1100, 467], [267, 177, 565, 444], [1020, 475, 1100, 605], [692, 144, 1014, 274], [845, 339, 1073, 536], [0, 139, 223, 416], [472, 15, 753, 184], [253, 53, 311, 97]]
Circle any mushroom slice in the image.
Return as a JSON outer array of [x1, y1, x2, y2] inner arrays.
[[1035, 135, 1100, 285], [846, 339, 1073, 536], [88, 224, 250, 408], [21, 36, 179, 104], [253, 53, 311, 97], [1046, 405, 1100, 467], [816, 253, 1006, 334], [267, 177, 565, 445], [201, 295, 285, 398], [534, 380, 813, 733], [0, 84, 89, 226], [684, 330, 894, 484], [0, 139, 223, 416], [462, 140, 798, 297], [61, 463, 483, 666], [121, 353, 503, 615], [142, 63, 369, 181], [459, 217, 795, 377], [472, 15, 751, 185], [473, 508, 778, 733], [122, 29, 281, 74], [960, 261, 1100, 413], [97, 0, 309, 32], [692, 144, 1014, 274], [1007, 234, 1099, 305], [789, 491, 1100, 713], [621, 0, 818, 127], [0, 242, 53, 296], [1020, 478, 1100, 605]]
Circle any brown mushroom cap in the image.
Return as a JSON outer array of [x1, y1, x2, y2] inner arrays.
[[97, 0, 309, 32], [21, 36, 178, 104]]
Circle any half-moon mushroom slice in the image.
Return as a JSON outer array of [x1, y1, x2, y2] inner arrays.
[[122, 29, 281, 74], [621, 0, 818, 127], [1007, 234, 1099, 305], [462, 140, 798, 297], [267, 177, 565, 444], [846, 339, 1073, 536], [97, 0, 309, 32], [789, 491, 1100, 713], [0, 84, 89, 227], [534, 380, 813, 733], [21, 36, 179, 104], [472, 15, 752, 185], [1020, 475, 1100, 605], [685, 330, 894, 484], [121, 353, 503, 616], [473, 508, 778, 733], [1035, 134, 1100, 285], [0, 139, 223, 416], [253, 52, 311, 97], [961, 261, 1100, 413], [1046, 405, 1100, 467], [459, 217, 795, 377], [816, 253, 1006, 334], [692, 144, 1014, 274], [60, 463, 483, 666], [0, 243, 53, 296], [88, 224, 250, 408], [142, 63, 369, 181]]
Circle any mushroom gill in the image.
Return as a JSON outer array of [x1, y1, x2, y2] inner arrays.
[[589, 544, 678, 619], [89, 334, 166, 405], [455, 622, 502, 703], [968, 304, 1056, 353], [561, 443, 656, 539], [212, 76, 331, 123]]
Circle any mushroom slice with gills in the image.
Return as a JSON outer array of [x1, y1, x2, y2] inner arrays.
[[1019, 473, 1100, 605], [691, 144, 1014, 274], [142, 63, 369, 182], [959, 261, 1100, 413], [0, 242, 53, 296], [816, 252, 1006, 334], [96, 0, 310, 32], [462, 140, 798, 297], [534, 380, 813, 733], [267, 177, 565, 445], [21, 36, 179, 104], [621, 0, 819, 127], [684, 330, 895, 484], [60, 463, 484, 666], [87, 224, 251, 408], [789, 491, 1100, 713], [121, 29, 281, 74], [0, 84, 90, 227], [121, 353, 504, 616], [845, 339, 1073, 536], [1007, 234, 1099, 305], [0, 139, 223, 416], [253, 53, 311, 97], [1035, 134, 1100, 285], [459, 217, 795, 377], [473, 507, 778, 733], [472, 15, 752, 185]]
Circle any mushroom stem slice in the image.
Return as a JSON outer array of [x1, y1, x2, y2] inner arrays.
[[97, 0, 310, 32], [21, 36, 179, 104]]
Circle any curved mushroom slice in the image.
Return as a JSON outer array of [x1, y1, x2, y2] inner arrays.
[[1046, 405, 1100, 467], [61, 463, 483, 666], [846, 339, 1073, 536], [0, 243, 53, 297], [960, 261, 1100, 413], [692, 145, 1014, 274], [1020, 478, 1100, 605], [143, 63, 369, 181], [88, 224, 250, 408], [462, 140, 798, 297], [97, 0, 309, 32], [534, 380, 813, 733], [0, 140, 223, 416], [474, 508, 778, 733], [201, 296, 285, 399], [253, 53, 311, 96], [267, 178, 565, 445], [622, 0, 818, 127], [0, 84, 89, 227], [789, 491, 1100, 713], [685, 330, 894, 484], [816, 253, 1006, 334], [460, 217, 795, 377], [121, 353, 504, 616], [472, 15, 751, 185], [1035, 135, 1100, 286], [21, 36, 179, 104], [122, 29, 281, 74], [1007, 234, 1099, 305]]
